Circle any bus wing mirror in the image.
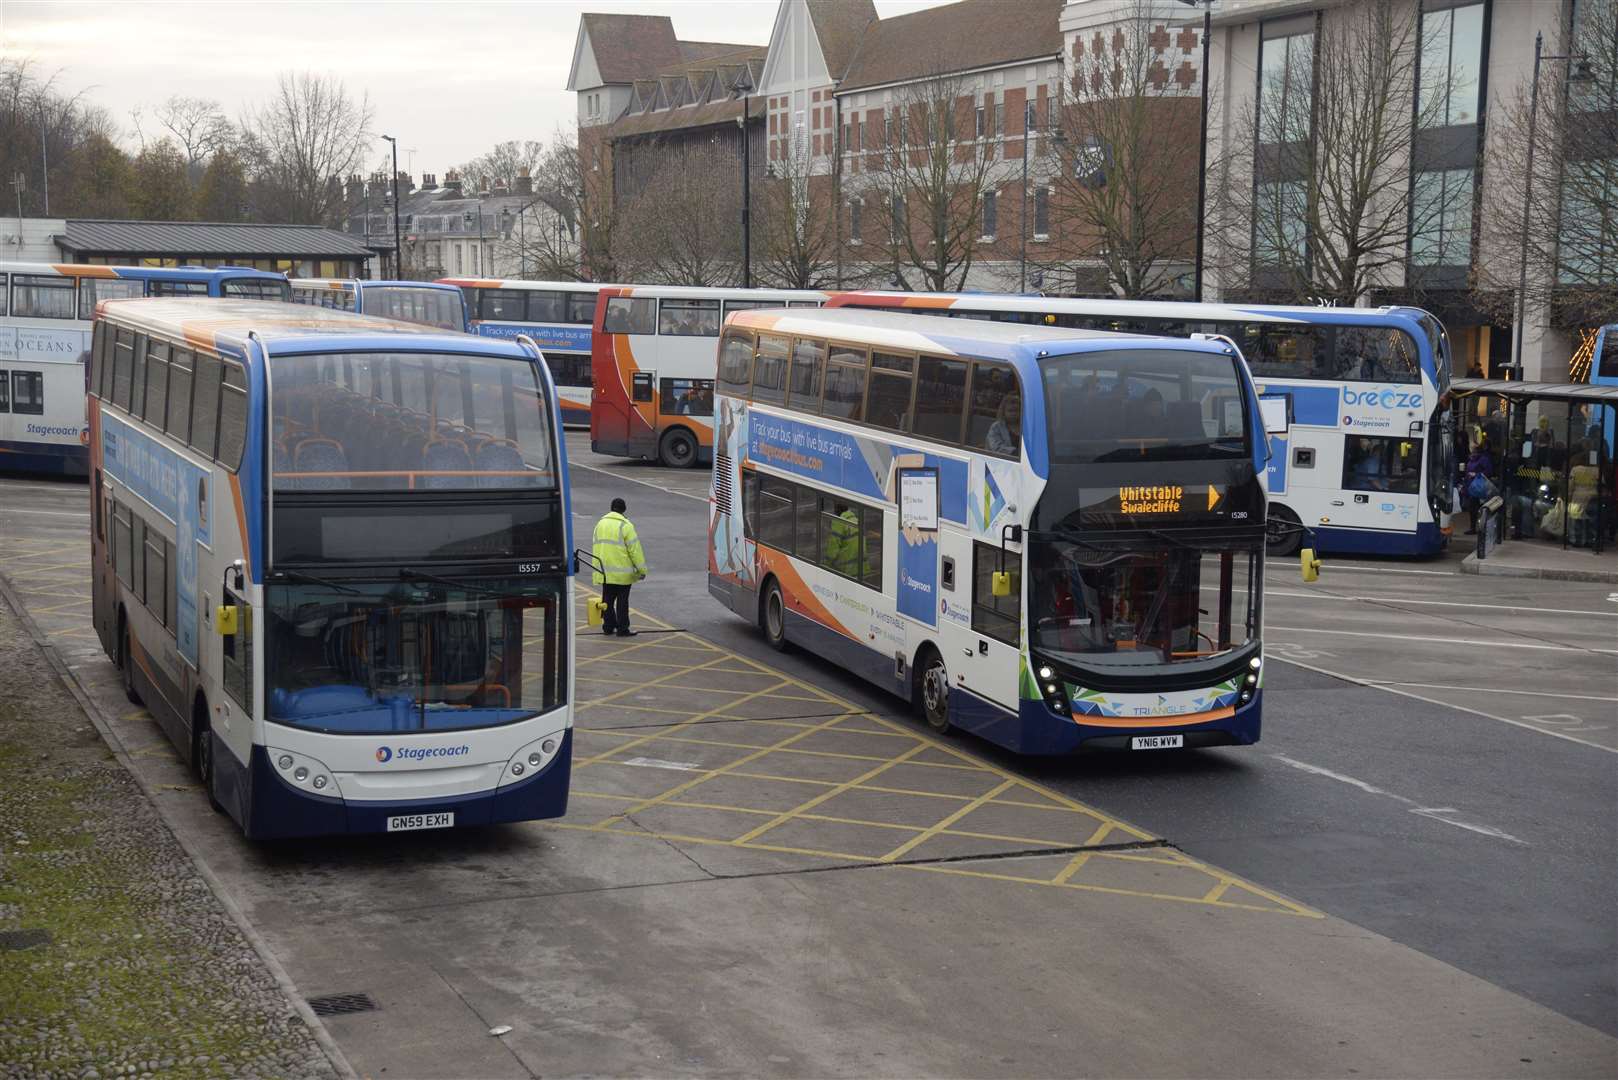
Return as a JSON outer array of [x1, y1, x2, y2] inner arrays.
[[1260, 397, 1289, 436], [215, 605, 239, 635], [1300, 548, 1322, 583]]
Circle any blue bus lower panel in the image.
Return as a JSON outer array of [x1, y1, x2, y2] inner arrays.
[[1312, 521, 1446, 557], [0, 439, 89, 477], [225, 732, 573, 840]]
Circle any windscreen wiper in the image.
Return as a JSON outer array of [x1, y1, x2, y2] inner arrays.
[[398, 567, 508, 598], [267, 569, 361, 595]]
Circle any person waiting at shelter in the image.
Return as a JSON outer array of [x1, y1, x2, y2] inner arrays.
[[1567, 439, 1602, 548], [1462, 434, 1494, 535]]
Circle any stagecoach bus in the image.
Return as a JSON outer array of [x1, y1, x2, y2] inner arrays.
[[439, 278, 609, 428], [87, 298, 574, 838], [709, 308, 1285, 754], [592, 285, 831, 467], [290, 278, 469, 331], [829, 292, 1454, 557], [0, 263, 289, 476]]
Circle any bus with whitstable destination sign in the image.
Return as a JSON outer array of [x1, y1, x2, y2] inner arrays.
[[87, 297, 575, 838], [709, 307, 1297, 754]]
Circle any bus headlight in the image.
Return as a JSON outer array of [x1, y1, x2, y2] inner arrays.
[[1038, 666, 1053, 680], [1249, 657, 1262, 670], [499, 730, 568, 789], [267, 747, 340, 799]]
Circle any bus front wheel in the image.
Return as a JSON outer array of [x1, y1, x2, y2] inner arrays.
[[916, 646, 951, 735], [659, 427, 698, 468], [192, 700, 223, 814], [1267, 504, 1303, 557], [761, 580, 788, 652]]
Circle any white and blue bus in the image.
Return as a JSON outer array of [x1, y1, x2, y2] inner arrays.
[[88, 298, 574, 838], [1593, 324, 1617, 457], [0, 263, 290, 476], [709, 308, 1283, 754], [441, 278, 611, 428], [830, 292, 1455, 557], [290, 278, 469, 332]]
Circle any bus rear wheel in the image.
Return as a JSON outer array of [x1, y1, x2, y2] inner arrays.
[[1267, 503, 1303, 557], [659, 427, 698, 468], [761, 580, 788, 652], [916, 646, 951, 735], [119, 617, 141, 706]]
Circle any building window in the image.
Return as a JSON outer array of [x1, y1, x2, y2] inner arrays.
[[1418, 3, 1483, 128], [850, 199, 863, 243], [981, 190, 997, 239], [453, 244, 463, 274], [1411, 168, 1474, 266], [890, 194, 906, 243], [985, 95, 998, 137], [976, 104, 985, 138], [1257, 27, 1314, 147], [1033, 185, 1051, 237]]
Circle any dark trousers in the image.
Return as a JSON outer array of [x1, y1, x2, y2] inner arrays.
[[601, 583, 632, 633]]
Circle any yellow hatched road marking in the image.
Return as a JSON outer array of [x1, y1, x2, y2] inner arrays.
[[877, 778, 1017, 862], [731, 742, 931, 844]]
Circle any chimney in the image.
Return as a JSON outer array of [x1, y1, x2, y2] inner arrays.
[[443, 170, 463, 196], [422, 173, 437, 189], [492, 179, 509, 196], [516, 167, 533, 196], [397, 172, 415, 195]]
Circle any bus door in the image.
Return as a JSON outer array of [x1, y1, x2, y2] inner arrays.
[[215, 580, 255, 799], [965, 539, 1023, 717]]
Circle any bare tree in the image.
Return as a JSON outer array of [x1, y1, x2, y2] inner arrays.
[[754, 134, 841, 289], [1216, 0, 1443, 304], [1042, 0, 1202, 298], [853, 69, 1004, 291], [1476, 0, 1618, 331], [567, 130, 619, 282], [613, 137, 741, 286], [457, 139, 545, 194], [245, 71, 374, 225], [155, 96, 235, 178]]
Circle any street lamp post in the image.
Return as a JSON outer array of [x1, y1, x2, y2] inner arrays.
[[381, 135, 401, 278], [732, 72, 755, 288], [1513, 31, 1590, 377]]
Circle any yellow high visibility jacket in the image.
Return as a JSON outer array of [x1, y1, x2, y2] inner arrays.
[[592, 511, 647, 585]]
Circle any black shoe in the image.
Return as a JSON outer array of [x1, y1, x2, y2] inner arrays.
[[602, 627, 616, 635], [616, 630, 639, 637]]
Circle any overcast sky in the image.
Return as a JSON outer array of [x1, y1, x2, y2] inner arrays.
[[3, 1, 951, 176]]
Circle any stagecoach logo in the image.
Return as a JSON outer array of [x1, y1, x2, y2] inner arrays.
[[375, 744, 471, 764]]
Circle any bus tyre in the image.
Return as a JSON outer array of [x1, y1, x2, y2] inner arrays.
[[1267, 503, 1303, 557], [119, 618, 141, 706], [916, 646, 951, 735], [761, 580, 789, 652], [193, 702, 223, 814], [659, 427, 698, 469]]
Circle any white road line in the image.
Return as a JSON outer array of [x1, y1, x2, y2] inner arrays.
[[1269, 563, 1453, 576], [0, 508, 91, 518], [1269, 654, 1618, 755], [569, 459, 708, 503], [1271, 754, 1526, 844], [1267, 589, 1618, 618], [1368, 681, 1618, 703], [1268, 624, 1618, 654]]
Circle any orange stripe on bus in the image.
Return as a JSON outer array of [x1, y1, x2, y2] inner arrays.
[[229, 473, 251, 581], [1070, 705, 1237, 729], [56, 264, 118, 278]]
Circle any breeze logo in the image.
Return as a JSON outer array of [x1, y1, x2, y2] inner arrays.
[[375, 744, 470, 764], [1341, 388, 1422, 410]]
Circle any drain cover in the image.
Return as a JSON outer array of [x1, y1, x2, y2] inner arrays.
[[307, 992, 378, 1017], [0, 929, 51, 951]]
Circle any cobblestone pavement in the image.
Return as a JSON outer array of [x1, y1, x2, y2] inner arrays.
[[0, 590, 341, 1080]]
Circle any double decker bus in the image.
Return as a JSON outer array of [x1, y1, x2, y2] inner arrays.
[[290, 278, 468, 331], [87, 298, 573, 838], [1594, 325, 1618, 457], [0, 263, 289, 476], [829, 292, 1454, 557], [441, 279, 609, 429], [592, 285, 830, 467], [709, 308, 1282, 754]]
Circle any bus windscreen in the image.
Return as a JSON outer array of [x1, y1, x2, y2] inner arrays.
[[271, 351, 554, 491], [1042, 350, 1250, 464]]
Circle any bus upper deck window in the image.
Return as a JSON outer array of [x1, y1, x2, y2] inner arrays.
[[602, 296, 655, 335]]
